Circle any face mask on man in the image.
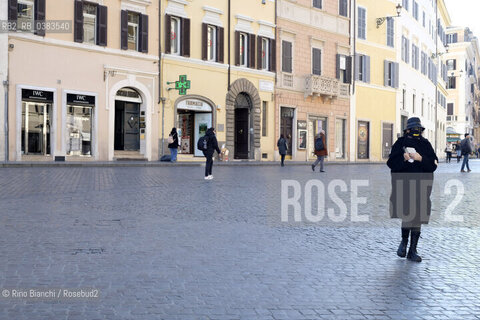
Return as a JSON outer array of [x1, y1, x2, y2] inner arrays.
[[409, 128, 422, 137]]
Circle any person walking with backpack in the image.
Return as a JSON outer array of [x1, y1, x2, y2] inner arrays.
[[455, 140, 462, 163], [312, 130, 327, 172], [168, 127, 179, 162], [460, 133, 473, 172], [199, 128, 221, 180], [445, 142, 453, 163], [277, 134, 288, 167], [387, 117, 438, 263]]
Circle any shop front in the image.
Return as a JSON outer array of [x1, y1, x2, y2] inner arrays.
[[20, 88, 54, 158], [175, 96, 215, 157], [65, 93, 95, 157]]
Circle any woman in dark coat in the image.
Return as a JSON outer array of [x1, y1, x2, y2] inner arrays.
[[312, 130, 327, 172], [387, 117, 438, 262], [277, 134, 288, 167], [168, 127, 179, 162]]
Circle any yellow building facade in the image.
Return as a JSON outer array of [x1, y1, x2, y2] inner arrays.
[[160, 0, 276, 161], [353, 0, 398, 161]]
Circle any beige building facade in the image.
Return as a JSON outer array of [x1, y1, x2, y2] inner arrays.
[[7, 0, 159, 161], [275, 0, 351, 162]]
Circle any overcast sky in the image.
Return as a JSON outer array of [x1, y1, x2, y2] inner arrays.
[[444, 0, 480, 36]]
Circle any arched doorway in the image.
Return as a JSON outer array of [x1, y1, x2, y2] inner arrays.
[[234, 93, 253, 159], [114, 87, 142, 152]]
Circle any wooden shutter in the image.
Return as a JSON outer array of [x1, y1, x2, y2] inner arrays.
[[394, 63, 399, 88], [312, 48, 321, 75], [345, 56, 352, 84], [74, 0, 84, 43], [234, 31, 240, 66], [96, 5, 108, 46], [165, 15, 171, 54], [181, 18, 190, 57], [34, 0, 46, 36], [248, 33, 256, 69], [365, 55, 370, 83], [354, 54, 360, 80], [120, 10, 128, 50], [8, 0, 18, 22], [201, 23, 208, 60], [336, 54, 341, 79], [257, 36, 262, 70], [140, 14, 148, 53], [384, 60, 389, 86], [282, 41, 292, 73], [217, 27, 224, 63], [269, 39, 276, 72]]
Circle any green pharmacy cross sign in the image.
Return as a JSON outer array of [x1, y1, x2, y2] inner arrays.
[[175, 75, 191, 95]]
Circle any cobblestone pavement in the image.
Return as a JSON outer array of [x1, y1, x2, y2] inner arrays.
[[1, 160, 480, 320]]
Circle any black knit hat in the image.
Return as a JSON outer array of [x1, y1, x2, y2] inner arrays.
[[406, 117, 425, 130]]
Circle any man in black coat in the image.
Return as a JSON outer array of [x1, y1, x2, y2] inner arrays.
[[203, 128, 221, 180], [460, 133, 473, 172], [387, 117, 438, 262]]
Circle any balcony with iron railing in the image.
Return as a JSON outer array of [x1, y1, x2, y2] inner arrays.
[[304, 74, 350, 100]]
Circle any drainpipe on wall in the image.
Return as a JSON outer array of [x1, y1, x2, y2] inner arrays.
[[228, 0, 231, 91], [159, 0, 165, 158], [350, 0, 357, 162], [434, 0, 438, 153], [3, 77, 8, 163]]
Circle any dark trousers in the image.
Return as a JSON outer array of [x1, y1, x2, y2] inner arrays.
[[280, 154, 286, 166], [446, 152, 452, 163], [205, 155, 213, 177]]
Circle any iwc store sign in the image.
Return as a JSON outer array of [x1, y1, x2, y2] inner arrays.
[[66, 94, 95, 106], [22, 89, 54, 102]]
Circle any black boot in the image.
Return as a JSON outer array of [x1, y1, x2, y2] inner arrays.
[[397, 228, 409, 258], [407, 231, 422, 262]]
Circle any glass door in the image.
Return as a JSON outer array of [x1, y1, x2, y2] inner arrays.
[[22, 102, 51, 155]]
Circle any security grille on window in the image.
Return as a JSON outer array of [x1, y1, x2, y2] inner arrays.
[[202, 24, 224, 63], [165, 15, 190, 57], [121, 10, 148, 53], [8, 0, 45, 35]]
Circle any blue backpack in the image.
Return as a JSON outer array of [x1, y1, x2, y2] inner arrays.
[[315, 137, 324, 151]]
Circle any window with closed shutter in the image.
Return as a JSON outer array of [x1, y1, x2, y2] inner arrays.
[[312, 48, 321, 75], [447, 103, 454, 115], [358, 7, 366, 40], [282, 41, 292, 73], [339, 0, 348, 17], [387, 18, 394, 47]]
